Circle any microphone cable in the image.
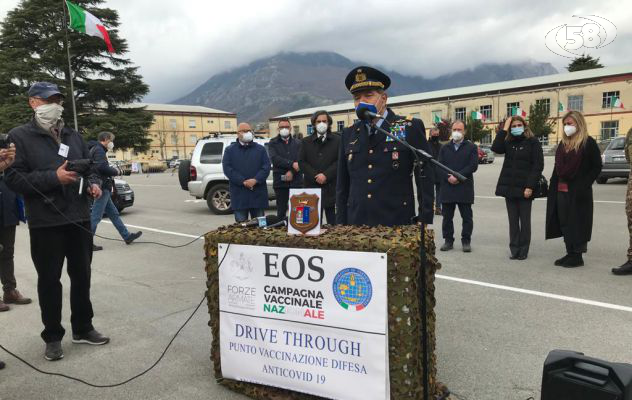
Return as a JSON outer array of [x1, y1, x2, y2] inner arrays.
[[0, 243, 231, 388]]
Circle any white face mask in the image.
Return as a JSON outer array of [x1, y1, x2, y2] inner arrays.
[[451, 130, 464, 142], [316, 122, 328, 135], [564, 125, 577, 137], [279, 128, 290, 138], [34, 103, 64, 129], [107, 141, 114, 151], [241, 131, 254, 143]]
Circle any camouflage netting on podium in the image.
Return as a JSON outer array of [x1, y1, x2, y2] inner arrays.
[[204, 225, 450, 400]]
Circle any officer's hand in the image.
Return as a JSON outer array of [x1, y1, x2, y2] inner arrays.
[[524, 188, 533, 199], [448, 175, 459, 185], [56, 161, 79, 185], [0, 144, 16, 172], [292, 162, 300, 172], [88, 184, 102, 199], [285, 171, 293, 181], [315, 173, 327, 185]]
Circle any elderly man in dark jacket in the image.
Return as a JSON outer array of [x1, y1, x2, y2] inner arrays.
[[5, 82, 109, 362], [438, 120, 479, 252], [89, 132, 142, 251], [299, 110, 340, 225], [222, 123, 271, 223], [268, 118, 303, 220]]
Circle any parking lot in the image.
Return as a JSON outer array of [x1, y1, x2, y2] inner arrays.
[[1, 157, 631, 400]]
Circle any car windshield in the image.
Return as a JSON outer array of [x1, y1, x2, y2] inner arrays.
[[609, 137, 625, 150]]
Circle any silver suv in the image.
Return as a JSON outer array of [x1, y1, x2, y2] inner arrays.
[[597, 136, 629, 184], [178, 136, 275, 214]]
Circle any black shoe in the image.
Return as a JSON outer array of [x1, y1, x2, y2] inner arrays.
[[93, 244, 103, 251], [562, 254, 584, 268], [554, 254, 570, 266], [517, 254, 528, 260], [72, 330, 110, 345], [125, 231, 142, 245], [45, 341, 63, 361], [462, 242, 472, 253], [440, 241, 454, 251], [510, 254, 518, 260], [0, 360, 5, 369], [612, 261, 632, 275]]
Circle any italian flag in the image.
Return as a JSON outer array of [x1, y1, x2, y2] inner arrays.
[[471, 111, 485, 121], [511, 107, 527, 117], [613, 97, 624, 109], [66, 1, 115, 53], [433, 114, 441, 124]]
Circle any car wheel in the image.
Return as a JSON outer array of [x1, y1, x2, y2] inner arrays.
[[178, 160, 192, 190], [596, 176, 608, 184], [206, 184, 232, 215]]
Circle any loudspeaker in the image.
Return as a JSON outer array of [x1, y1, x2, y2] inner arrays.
[[542, 350, 632, 400]]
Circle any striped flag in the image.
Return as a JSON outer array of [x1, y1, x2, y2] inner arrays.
[[471, 111, 485, 121], [558, 101, 564, 112], [511, 106, 527, 117], [66, 0, 115, 53], [433, 114, 441, 124], [613, 97, 624, 109]]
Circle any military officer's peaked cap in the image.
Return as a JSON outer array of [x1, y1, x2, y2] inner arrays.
[[345, 66, 391, 94]]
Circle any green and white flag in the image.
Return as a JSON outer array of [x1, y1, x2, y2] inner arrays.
[[66, 0, 115, 53], [433, 114, 441, 124], [511, 106, 527, 117], [613, 97, 624, 109], [558, 101, 564, 112], [471, 111, 485, 121]]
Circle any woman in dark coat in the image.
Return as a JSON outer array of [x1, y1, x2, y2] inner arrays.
[[546, 111, 602, 267], [299, 110, 340, 225], [492, 116, 544, 260]]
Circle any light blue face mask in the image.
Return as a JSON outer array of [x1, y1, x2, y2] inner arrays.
[[510, 127, 524, 136]]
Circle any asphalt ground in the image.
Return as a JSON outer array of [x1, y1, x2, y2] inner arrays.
[[1, 156, 631, 400]]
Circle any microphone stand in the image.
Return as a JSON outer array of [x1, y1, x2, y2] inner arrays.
[[369, 117, 464, 400]]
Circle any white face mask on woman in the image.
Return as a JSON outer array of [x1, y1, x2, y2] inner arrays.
[[316, 122, 328, 135], [34, 103, 64, 130], [564, 125, 577, 137]]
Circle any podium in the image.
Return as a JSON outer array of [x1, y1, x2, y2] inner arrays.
[[204, 224, 449, 399]]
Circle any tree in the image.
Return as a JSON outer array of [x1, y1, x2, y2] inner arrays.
[[157, 131, 167, 160], [465, 115, 492, 143], [567, 54, 604, 72], [528, 102, 556, 141], [0, 0, 152, 151], [435, 118, 452, 141]]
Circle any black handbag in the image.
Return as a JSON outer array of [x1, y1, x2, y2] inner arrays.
[[534, 175, 549, 198]]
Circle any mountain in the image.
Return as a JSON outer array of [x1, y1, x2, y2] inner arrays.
[[173, 52, 557, 123]]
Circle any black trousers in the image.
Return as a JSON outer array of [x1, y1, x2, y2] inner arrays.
[[275, 188, 290, 220], [0, 225, 17, 292], [505, 198, 533, 257], [29, 222, 95, 343], [323, 206, 336, 226], [434, 183, 441, 210], [556, 192, 587, 254], [441, 203, 473, 243]]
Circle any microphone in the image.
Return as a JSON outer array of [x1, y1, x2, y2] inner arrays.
[[355, 103, 381, 121], [264, 219, 288, 229], [240, 215, 281, 228]]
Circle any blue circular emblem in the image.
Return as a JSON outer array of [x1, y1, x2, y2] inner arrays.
[[332, 268, 372, 311]]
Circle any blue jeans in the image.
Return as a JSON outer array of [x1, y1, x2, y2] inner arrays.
[[233, 208, 264, 223], [91, 189, 130, 240]]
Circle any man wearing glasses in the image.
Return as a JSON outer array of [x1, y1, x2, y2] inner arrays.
[[5, 82, 110, 362]]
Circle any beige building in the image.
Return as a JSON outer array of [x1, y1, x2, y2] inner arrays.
[[270, 65, 632, 146], [114, 103, 237, 161]]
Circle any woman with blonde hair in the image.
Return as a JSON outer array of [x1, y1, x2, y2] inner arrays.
[[546, 111, 602, 267], [492, 115, 544, 260]]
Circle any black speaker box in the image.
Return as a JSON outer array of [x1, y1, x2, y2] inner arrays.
[[542, 350, 632, 400]]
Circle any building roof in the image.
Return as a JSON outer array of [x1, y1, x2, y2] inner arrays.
[[273, 64, 632, 119], [122, 103, 235, 115]]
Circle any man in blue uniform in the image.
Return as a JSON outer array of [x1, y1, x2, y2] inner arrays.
[[336, 66, 434, 227]]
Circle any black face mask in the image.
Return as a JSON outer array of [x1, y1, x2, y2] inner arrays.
[[430, 136, 439, 141]]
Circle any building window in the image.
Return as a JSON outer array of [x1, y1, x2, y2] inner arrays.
[[190, 134, 197, 144], [602, 91, 620, 108], [188, 119, 196, 128], [568, 95, 583, 112], [480, 105, 493, 120], [307, 124, 313, 135], [454, 107, 466, 121], [170, 119, 177, 130], [506, 102, 520, 117], [337, 121, 345, 132], [293, 125, 300, 135], [480, 133, 492, 145], [538, 135, 549, 146], [536, 98, 551, 115], [431, 110, 442, 123], [601, 121, 619, 140], [171, 134, 178, 144], [224, 121, 231, 129]]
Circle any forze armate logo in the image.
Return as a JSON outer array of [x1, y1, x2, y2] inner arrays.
[[332, 268, 373, 311]]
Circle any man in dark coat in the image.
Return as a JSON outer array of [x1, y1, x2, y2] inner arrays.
[[299, 110, 340, 225], [437, 120, 478, 252], [5, 82, 109, 362], [222, 122, 271, 223], [336, 66, 434, 227], [268, 118, 303, 220], [428, 127, 443, 215]]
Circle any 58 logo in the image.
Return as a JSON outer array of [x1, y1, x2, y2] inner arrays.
[[545, 15, 617, 59]]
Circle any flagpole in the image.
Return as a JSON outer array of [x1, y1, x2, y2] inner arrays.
[[62, 0, 79, 131]]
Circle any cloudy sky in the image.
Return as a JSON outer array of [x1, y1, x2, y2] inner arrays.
[[1, 0, 631, 102]]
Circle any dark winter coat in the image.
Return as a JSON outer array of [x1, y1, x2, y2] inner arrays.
[[545, 136, 602, 244], [221, 140, 270, 211], [0, 179, 22, 227], [428, 138, 444, 182], [88, 140, 119, 191], [5, 120, 101, 229], [298, 132, 340, 208], [437, 140, 478, 204], [268, 135, 303, 189], [491, 131, 544, 199]]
